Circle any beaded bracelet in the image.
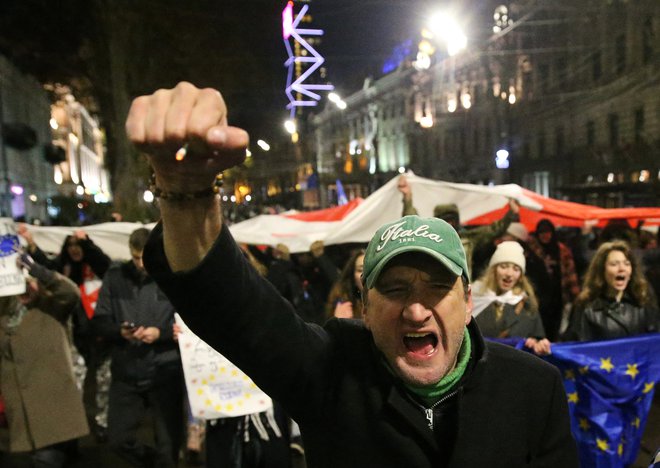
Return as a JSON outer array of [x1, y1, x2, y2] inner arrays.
[[149, 173, 224, 201]]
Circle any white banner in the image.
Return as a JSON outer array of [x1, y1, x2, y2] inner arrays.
[[0, 218, 26, 297], [175, 313, 272, 419]]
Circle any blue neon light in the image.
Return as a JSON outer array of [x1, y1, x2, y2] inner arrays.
[[283, 3, 334, 118]]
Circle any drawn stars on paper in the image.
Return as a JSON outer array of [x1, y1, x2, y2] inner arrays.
[[625, 363, 639, 379], [600, 357, 614, 373], [596, 438, 610, 452]]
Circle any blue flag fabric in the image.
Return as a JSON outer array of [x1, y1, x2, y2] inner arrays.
[[488, 334, 660, 468], [335, 179, 348, 206], [545, 334, 660, 468]]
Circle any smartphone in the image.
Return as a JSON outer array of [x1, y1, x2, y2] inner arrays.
[[121, 322, 137, 330]]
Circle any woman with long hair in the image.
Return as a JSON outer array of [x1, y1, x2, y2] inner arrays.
[[472, 241, 550, 355], [563, 240, 659, 341], [326, 249, 365, 320]]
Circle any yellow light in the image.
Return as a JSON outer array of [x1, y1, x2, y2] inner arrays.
[[447, 96, 457, 113], [420, 115, 434, 128]]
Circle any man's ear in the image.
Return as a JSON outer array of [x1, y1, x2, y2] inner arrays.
[[362, 290, 371, 329], [465, 285, 473, 325]]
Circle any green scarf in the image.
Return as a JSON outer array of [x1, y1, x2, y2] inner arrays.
[[406, 327, 472, 406]]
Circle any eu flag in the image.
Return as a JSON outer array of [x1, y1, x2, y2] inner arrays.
[[544, 334, 660, 468]]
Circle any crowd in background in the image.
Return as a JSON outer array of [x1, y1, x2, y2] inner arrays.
[[0, 199, 659, 467]]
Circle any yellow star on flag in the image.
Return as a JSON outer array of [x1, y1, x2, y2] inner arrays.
[[567, 392, 579, 404], [631, 418, 640, 429], [618, 443, 623, 456], [564, 369, 576, 381], [578, 365, 589, 375], [600, 357, 614, 373], [625, 363, 639, 379], [643, 382, 655, 394], [596, 438, 609, 452], [578, 418, 590, 431]]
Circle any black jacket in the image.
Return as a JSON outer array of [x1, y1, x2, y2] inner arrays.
[[92, 261, 179, 383], [563, 293, 660, 341], [145, 224, 578, 468]]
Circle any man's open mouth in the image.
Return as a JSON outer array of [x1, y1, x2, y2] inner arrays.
[[403, 333, 438, 356]]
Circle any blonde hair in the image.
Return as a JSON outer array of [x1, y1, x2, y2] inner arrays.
[[478, 263, 539, 313]]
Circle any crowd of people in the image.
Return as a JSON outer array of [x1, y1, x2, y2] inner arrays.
[[0, 81, 658, 467]]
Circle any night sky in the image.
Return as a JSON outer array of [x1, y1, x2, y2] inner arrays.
[[0, 0, 489, 139]]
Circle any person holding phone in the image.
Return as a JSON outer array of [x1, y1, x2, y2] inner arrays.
[[91, 228, 183, 468]]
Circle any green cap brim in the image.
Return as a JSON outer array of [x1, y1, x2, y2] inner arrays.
[[364, 245, 463, 289]]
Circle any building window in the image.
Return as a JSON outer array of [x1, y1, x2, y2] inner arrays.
[[642, 18, 653, 64], [615, 34, 626, 74], [592, 51, 602, 81], [473, 125, 480, 154], [537, 132, 546, 159], [525, 171, 550, 197], [555, 57, 567, 87], [555, 127, 564, 157], [586, 120, 595, 147], [608, 114, 619, 147], [538, 63, 549, 94], [634, 108, 644, 144]]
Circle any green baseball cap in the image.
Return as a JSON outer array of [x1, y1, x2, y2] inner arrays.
[[362, 215, 469, 289]]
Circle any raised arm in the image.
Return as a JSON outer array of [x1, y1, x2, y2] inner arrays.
[[125, 82, 248, 272]]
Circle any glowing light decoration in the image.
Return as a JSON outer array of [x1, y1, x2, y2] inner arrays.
[[495, 149, 510, 169], [283, 2, 334, 118]]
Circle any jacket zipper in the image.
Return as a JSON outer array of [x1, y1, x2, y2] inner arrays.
[[422, 389, 459, 431]]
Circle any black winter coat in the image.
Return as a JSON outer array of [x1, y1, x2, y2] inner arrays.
[[564, 293, 660, 341], [145, 224, 578, 468], [92, 261, 179, 383]]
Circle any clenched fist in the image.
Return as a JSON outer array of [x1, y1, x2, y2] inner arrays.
[[125, 81, 249, 194]]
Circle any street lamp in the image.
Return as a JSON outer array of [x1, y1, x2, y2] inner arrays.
[[284, 119, 296, 134], [328, 92, 347, 110], [427, 12, 467, 56]]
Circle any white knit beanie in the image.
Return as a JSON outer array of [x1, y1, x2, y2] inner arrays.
[[489, 241, 526, 273]]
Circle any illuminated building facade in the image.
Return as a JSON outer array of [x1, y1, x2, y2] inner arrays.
[[0, 55, 59, 222], [309, 0, 659, 207]]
